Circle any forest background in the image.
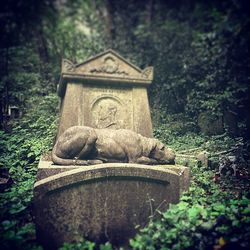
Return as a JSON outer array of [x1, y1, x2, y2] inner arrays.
[[0, 0, 250, 249]]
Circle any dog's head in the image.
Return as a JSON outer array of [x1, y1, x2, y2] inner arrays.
[[150, 140, 175, 164]]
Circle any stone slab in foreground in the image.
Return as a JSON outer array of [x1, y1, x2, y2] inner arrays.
[[34, 163, 190, 249]]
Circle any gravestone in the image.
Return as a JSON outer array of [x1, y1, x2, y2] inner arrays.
[[57, 49, 153, 138], [34, 164, 189, 249], [198, 112, 224, 135], [33, 49, 190, 249]]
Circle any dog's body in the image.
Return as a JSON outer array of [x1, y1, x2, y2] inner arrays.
[[52, 126, 175, 165]]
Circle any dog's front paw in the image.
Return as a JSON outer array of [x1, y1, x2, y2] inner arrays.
[[87, 159, 103, 165]]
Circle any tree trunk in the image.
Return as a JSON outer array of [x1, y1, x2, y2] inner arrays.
[[145, 0, 154, 26], [104, 0, 115, 47]]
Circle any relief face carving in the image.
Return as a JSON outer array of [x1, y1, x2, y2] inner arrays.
[[89, 56, 129, 76], [91, 97, 124, 129]]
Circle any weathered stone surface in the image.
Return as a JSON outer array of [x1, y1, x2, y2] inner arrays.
[[36, 157, 190, 192], [169, 165, 191, 194], [57, 49, 153, 138], [36, 161, 77, 181], [198, 112, 224, 135], [223, 111, 238, 135], [33, 49, 191, 249], [197, 151, 209, 167], [34, 164, 182, 249], [52, 126, 175, 165]]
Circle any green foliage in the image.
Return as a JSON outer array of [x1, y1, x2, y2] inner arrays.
[[59, 240, 113, 250], [59, 238, 96, 250], [152, 112, 245, 156], [48, 2, 106, 62], [107, 0, 250, 135], [1, 103, 249, 249], [130, 122, 250, 250], [130, 164, 250, 250], [0, 221, 42, 250], [154, 127, 205, 152], [1, 0, 250, 136], [152, 111, 205, 151], [0, 1, 249, 249], [0, 93, 58, 249]]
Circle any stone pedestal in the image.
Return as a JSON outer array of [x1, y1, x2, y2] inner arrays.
[[33, 50, 191, 249], [34, 159, 190, 249], [57, 49, 154, 138]]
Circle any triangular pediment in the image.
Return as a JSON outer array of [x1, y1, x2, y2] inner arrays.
[[61, 49, 153, 80]]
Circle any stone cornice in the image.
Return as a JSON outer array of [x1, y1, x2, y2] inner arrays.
[[58, 49, 153, 97]]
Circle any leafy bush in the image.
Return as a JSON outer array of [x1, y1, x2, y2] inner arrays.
[[130, 164, 250, 250], [59, 240, 113, 250], [130, 123, 250, 250], [1, 104, 249, 249], [1, 1, 249, 249], [0, 94, 58, 249]]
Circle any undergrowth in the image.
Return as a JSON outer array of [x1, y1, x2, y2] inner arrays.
[[130, 163, 250, 250], [0, 94, 58, 250], [0, 102, 249, 250]]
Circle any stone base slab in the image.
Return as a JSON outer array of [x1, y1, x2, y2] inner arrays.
[[34, 160, 190, 249], [36, 158, 190, 193]]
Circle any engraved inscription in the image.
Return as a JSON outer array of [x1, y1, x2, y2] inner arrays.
[[91, 87, 127, 94]]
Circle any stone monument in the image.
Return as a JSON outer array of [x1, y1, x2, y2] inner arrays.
[[33, 49, 190, 249], [57, 49, 153, 138]]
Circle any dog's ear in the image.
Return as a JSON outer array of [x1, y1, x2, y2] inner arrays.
[[149, 140, 164, 156], [156, 141, 165, 150]]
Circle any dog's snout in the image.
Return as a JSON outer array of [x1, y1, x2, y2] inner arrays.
[[165, 148, 176, 163]]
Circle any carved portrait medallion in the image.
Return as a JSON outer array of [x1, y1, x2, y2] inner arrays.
[[91, 96, 125, 129]]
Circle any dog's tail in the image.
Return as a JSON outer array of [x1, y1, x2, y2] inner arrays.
[[51, 145, 88, 166]]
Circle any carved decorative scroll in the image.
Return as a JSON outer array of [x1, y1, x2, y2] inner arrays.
[[141, 67, 153, 79], [62, 59, 75, 72], [61, 51, 154, 82], [90, 56, 129, 76]]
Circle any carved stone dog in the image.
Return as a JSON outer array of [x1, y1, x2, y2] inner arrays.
[[52, 126, 175, 165]]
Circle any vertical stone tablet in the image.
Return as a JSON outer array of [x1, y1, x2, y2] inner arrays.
[[57, 49, 153, 138], [34, 164, 181, 249]]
